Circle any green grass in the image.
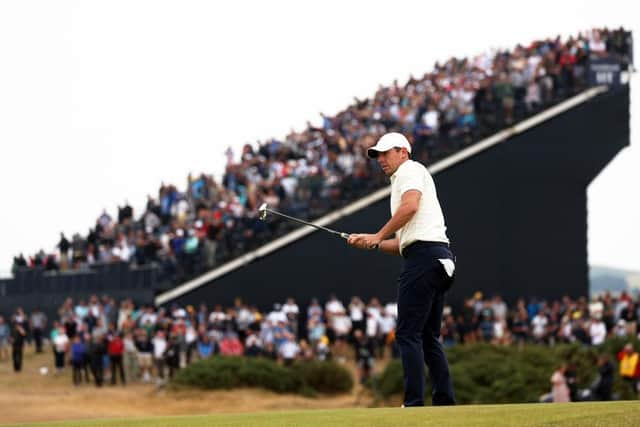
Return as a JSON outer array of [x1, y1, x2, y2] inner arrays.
[[3, 401, 640, 427]]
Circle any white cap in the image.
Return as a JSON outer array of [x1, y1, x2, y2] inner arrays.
[[367, 132, 412, 158]]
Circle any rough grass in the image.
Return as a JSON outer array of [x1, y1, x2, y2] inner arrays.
[[3, 401, 639, 427]]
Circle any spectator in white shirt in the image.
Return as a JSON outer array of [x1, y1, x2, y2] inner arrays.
[[279, 335, 300, 366], [53, 326, 69, 374], [377, 309, 396, 357], [366, 310, 379, 339], [421, 104, 439, 131], [378, 310, 396, 337], [326, 295, 345, 316], [208, 304, 227, 330], [267, 304, 287, 325], [282, 298, 299, 316], [349, 297, 365, 332], [384, 302, 398, 319], [152, 330, 168, 382], [331, 310, 352, 340], [89, 295, 101, 319], [531, 313, 549, 343], [139, 306, 158, 328], [491, 296, 507, 321], [367, 297, 383, 320], [236, 305, 254, 338], [589, 317, 607, 346], [331, 309, 352, 359]]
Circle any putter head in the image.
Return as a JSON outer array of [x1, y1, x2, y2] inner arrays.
[[258, 203, 268, 221]]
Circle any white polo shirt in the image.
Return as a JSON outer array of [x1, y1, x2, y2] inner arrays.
[[390, 159, 449, 254]]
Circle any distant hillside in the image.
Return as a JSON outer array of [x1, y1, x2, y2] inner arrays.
[[590, 265, 640, 295]]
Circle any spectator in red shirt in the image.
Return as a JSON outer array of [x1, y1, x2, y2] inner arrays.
[[220, 332, 243, 356], [108, 332, 126, 385]]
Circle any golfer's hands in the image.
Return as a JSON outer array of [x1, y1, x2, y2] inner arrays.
[[347, 233, 382, 250]]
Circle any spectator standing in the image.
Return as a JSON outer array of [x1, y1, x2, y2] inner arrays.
[[307, 315, 325, 350], [349, 297, 366, 333], [53, 325, 69, 374], [482, 307, 498, 338], [242, 330, 261, 358], [316, 335, 331, 361], [152, 330, 168, 383], [612, 319, 629, 338], [197, 334, 217, 359], [123, 331, 138, 383], [135, 330, 154, 383], [70, 335, 87, 386], [531, 311, 549, 344], [108, 332, 126, 385], [278, 334, 300, 366], [307, 298, 323, 320], [378, 309, 396, 356], [512, 305, 530, 344], [325, 295, 345, 317], [30, 308, 47, 353], [79, 332, 92, 383], [89, 335, 107, 387], [619, 302, 638, 337], [184, 321, 198, 365], [331, 309, 352, 358], [365, 310, 380, 358], [57, 232, 71, 265], [590, 355, 614, 401], [282, 298, 300, 338], [589, 316, 607, 346], [441, 315, 458, 347], [0, 316, 9, 362], [165, 334, 181, 379], [235, 304, 254, 343], [491, 296, 507, 321], [565, 363, 578, 402], [220, 332, 243, 356], [617, 343, 640, 397], [353, 329, 375, 384], [10, 316, 27, 372], [262, 342, 278, 360]]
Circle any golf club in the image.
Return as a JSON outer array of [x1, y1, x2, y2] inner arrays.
[[258, 203, 350, 240]]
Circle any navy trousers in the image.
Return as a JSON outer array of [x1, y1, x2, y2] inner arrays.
[[396, 241, 455, 406]]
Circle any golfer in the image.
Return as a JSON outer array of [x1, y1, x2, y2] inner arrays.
[[348, 132, 456, 406]]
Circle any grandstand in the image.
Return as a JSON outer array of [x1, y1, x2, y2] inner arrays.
[[0, 28, 633, 318]]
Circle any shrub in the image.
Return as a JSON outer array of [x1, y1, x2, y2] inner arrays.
[[292, 360, 354, 394], [370, 358, 404, 400], [369, 338, 640, 404], [172, 356, 353, 396]]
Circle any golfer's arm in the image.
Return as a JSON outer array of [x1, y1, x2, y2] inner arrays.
[[378, 238, 400, 256], [376, 190, 421, 241]]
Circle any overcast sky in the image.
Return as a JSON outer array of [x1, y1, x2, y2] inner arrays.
[[0, 0, 637, 276]]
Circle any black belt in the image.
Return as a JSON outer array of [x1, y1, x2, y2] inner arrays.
[[402, 240, 450, 258]]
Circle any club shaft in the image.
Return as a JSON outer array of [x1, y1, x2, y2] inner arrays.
[[266, 208, 347, 238]]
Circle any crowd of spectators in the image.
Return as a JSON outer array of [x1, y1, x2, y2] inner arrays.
[[1, 294, 398, 386], [2, 289, 640, 389], [12, 28, 633, 286], [442, 290, 640, 348]]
